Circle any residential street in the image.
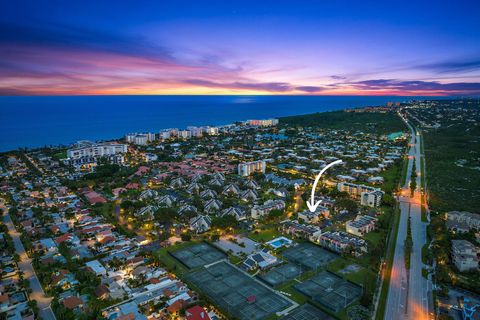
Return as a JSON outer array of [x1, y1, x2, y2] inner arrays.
[[1, 201, 56, 320]]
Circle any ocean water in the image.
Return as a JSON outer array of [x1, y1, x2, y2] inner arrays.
[[0, 95, 431, 151]]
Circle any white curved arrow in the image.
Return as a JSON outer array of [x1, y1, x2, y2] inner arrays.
[[306, 159, 343, 212]]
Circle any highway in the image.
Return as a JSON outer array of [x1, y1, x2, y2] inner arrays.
[[1, 201, 56, 320], [384, 113, 433, 320]]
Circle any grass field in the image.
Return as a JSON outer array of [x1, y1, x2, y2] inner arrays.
[[280, 110, 407, 135], [248, 227, 282, 242]]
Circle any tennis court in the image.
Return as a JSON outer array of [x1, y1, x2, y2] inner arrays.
[[281, 303, 334, 320], [258, 263, 303, 287], [281, 242, 338, 271], [293, 271, 362, 313], [170, 243, 226, 269], [186, 261, 293, 320]]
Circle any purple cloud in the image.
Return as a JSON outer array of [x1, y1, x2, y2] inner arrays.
[[349, 79, 480, 94]]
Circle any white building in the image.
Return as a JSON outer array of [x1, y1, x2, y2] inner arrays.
[[238, 160, 266, 176], [178, 130, 191, 139], [67, 141, 127, 159], [337, 182, 384, 207], [251, 199, 285, 219], [246, 119, 279, 126], [451, 240, 479, 272], [125, 133, 155, 145], [346, 215, 377, 237], [187, 126, 203, 138]]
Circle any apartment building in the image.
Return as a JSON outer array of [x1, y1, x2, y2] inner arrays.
[[446, 211, 480, 233], [246, 119, 279, 126], [251, 199, 285, 219], [346, 215, 377, 237], [67, 141, 127, 160], [337, 182, 384, 207], [238, 160, 266, 176], [451, 240, 479, 272]]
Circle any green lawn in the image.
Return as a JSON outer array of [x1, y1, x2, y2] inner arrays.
[[248, 228, 281, 242], [365, 231, 384, 247]]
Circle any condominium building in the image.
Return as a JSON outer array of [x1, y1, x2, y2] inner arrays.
[[178, 130, 191, 139], [280, 220, 322, 241], [451, 240, 479, 272], [446, 211, 480, 233], [346, 215, 377, 237], [315, 231, 367, 256], [238, 160, 266, 176], [203, 126, 219, 135], [251, 199, 285, 219], [125, 133, 155, 145], [337, 182, 384, 207], [187, 126, 203, 138], [246, 119, 279, 126], [67, 141, 127, 159]]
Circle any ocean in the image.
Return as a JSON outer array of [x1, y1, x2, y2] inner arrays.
[[0, 95, 433, 152]]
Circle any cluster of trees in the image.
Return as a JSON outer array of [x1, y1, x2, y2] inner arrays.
[[410, 161, 417, 197], [404, 216, 413, 270]]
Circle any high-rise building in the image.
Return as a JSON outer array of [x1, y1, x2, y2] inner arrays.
[[67, 141, 127, 159], [238, 160, 266, 176]]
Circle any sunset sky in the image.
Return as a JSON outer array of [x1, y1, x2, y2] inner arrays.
[[1, 0, 480, 96]]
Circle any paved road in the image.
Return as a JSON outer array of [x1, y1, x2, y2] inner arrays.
[[384, 114, 433, 320], [1, 201, 56, 320]]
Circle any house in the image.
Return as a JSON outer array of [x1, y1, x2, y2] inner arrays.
[[451, 240, 479, 272], [54, 233, 80, 246], [187, 183, 202, 194], [242, 249, 278, 270], [222, 184, 241, 195], [85, 260, 107, 276], [139, 189, 158, 200], [158, 195, 177, 207], [189, 215, 212, 234], [179, 205, 198, 216], [51, 270, 79, 289], [200, 189, 218, 200], [185, 306, 211, 320], [95, 284, 110, 300], [62, 296, 84, 312], [204, 199, 222, 213], [135, 205, 157, 220], [170, 177, 186, 188], [240, 189, 259, 202], [244, 179, 260, 189], [208, 178, 224, 187], [220, 207, 247, 221]]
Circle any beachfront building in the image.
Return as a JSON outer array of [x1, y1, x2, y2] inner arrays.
[[125, 133, 156, 145], [238, 160, 266, 176], [67, 141, 127, 159], [246, 119, 279, 127]]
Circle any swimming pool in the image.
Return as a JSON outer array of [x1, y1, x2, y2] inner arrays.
[[267, 236, 293, 249]]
